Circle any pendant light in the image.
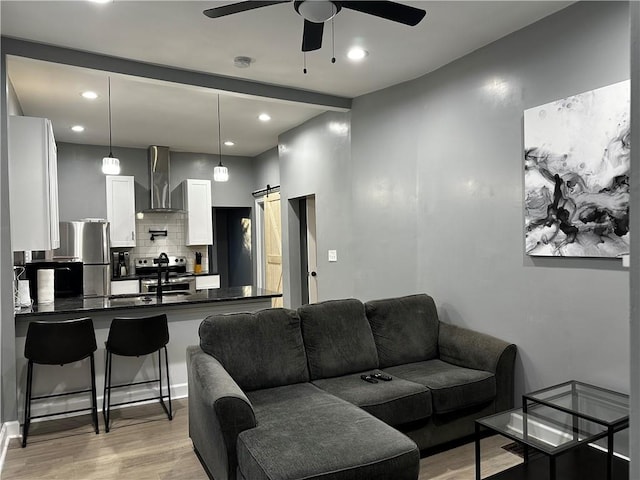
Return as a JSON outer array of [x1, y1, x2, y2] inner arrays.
[[213, 94, 229, 182], [102, 77, 121, 175]]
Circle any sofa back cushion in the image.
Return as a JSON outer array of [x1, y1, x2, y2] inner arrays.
[[298, 299, 379, 380], [199, 308, 309, 391], [365, 294, 439, 368]]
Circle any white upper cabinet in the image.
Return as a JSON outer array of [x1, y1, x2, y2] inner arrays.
[[183, 179, 213, 245], [106, 175, 136, 247], [8, 116, 60, 251]]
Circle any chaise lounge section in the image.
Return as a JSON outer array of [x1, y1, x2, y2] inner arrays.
[[187, 294, 516, 480]]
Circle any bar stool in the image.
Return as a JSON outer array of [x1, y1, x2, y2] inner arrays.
[[103, 314, 172, 432], [22, 317, 99, 448]]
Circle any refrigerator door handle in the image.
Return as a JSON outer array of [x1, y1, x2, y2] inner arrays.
[[104, 265, 111, 296]]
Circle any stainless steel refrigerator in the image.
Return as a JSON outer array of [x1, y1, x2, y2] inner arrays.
[[54, 220, 111, 297]]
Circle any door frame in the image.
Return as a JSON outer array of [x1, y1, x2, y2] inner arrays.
[[254, 197, 265, 289]]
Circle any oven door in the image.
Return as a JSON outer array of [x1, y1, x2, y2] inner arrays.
[[140, 276, 195, 294]]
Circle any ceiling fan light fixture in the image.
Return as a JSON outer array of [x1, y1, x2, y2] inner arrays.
[[295, 0, 340, 23]]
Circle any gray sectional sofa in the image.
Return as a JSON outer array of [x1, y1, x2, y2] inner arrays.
[[187, 294, 517, 480]]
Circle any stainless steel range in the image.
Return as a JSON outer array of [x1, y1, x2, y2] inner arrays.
[[134, 255, 195, 294]]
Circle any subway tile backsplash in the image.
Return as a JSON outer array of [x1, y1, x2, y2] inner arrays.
[[127, 211, 208, 272]]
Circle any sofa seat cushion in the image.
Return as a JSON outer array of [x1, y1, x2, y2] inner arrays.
[[239, 383, 420, 480], [384, 359, 496, 414], [312, 371, 432, 427]]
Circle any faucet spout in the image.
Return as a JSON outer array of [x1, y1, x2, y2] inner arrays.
[[153, 253, 170, 298]]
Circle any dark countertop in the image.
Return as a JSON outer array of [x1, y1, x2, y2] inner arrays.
[[15, 286, 280, 318], [110, 272, 219, 281]]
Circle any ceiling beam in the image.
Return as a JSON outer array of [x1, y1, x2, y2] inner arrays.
[[1, 36, 352, 112]]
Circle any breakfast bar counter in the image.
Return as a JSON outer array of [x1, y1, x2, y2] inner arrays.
[[14, 286, 281, 423], [15, 286, 280, 318]]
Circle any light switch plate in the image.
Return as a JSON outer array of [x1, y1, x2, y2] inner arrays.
[[328, 250, 337, 262]]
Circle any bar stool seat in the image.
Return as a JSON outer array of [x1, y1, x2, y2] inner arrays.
[[22, 317, 99, 447], [103, 314, 172, 432]]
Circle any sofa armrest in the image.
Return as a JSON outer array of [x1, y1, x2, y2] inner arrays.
[[438, 322, 517, 411], [187, 345, 256, 480]]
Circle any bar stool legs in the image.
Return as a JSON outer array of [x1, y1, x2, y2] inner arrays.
[[22, 318, 99, 448], [22, 361, 33, 448], [22, 354, 100, 447], [102, 345, 173, 432], [159, 345, 173, 421]]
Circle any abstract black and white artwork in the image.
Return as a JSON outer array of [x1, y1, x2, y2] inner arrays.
[[524, 80, 630, 257]]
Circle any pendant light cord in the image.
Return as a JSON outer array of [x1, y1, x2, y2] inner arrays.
[[108, 77, 113, 156], [217, 94, 223, 166], [331, 14, 336, 64]]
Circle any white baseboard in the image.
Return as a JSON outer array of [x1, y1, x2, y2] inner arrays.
[[0, 420, 21, 473], [18, 382, 188, 424]]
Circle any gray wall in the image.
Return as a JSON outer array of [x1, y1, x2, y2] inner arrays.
[[279, 111, 352, 307], [350, 1, 630, 398], [8, 78, 23, 116], [57, 143, 255, 221], [1, 46, 18, 423], [253, 147, 280, 191], [279, 1, 631, 403]]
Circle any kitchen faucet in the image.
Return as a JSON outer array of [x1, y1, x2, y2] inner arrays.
[[153, 252, 170, 298]]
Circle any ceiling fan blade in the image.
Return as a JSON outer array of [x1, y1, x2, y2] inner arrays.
[[203, 1, 290, 19], [302, 19, 324, 52], [340, 1, 426, 26]]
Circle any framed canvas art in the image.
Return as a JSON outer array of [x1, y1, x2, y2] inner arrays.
[[524, 80, 630, 257]]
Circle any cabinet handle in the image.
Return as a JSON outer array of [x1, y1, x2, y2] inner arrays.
[[132, 231, 135, 241]]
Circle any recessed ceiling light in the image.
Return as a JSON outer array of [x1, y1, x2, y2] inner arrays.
[[347, 47, 368, 61], [88, 0, 111, 3], [258, 113, 271, 122], [71, 125, 85, 132], [82, 91, 98, 100], [224, 141, 235, 146]]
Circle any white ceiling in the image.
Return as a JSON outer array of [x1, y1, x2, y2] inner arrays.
[[2, 1, 573, 157]]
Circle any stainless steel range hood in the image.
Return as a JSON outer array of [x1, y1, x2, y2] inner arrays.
[[142, 146, 183, 213]]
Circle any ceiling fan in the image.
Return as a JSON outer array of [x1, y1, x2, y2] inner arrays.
[[203, 1, 427, 52]]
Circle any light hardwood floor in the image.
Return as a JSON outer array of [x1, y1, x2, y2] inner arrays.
[[3, 399, 522, 479]]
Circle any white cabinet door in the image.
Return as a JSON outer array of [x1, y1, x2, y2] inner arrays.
[[184, 179, 213, 245], [106, 175, 136, 247], [8, 116, 60, 251]]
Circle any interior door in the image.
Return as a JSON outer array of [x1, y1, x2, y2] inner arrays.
[[306, 196, 318, 304], [264, 192, 283, 307]]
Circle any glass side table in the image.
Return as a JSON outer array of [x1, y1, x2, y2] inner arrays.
[[523, 381, 629, 480], [476, 404, 610, 480]]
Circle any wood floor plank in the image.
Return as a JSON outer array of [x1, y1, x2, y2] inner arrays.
[[4, 399, 522, 479]]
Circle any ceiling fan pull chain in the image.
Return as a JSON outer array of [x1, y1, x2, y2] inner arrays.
[[331, 13, 336, 64], [303, 51, 307, 74]]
